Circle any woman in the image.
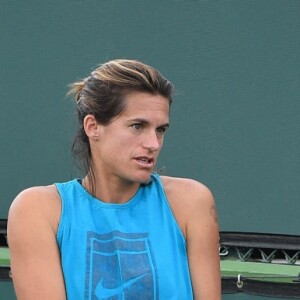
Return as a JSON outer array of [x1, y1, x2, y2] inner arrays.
[[8, 59, 221, 299]]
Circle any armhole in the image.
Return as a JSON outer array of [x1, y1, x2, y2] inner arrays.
[[54, 183, 66, 246], [153, 174, 187, 246]]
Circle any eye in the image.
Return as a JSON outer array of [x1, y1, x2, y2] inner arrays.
[[156, 127, 167, 135], [131, 123, 143, 130]]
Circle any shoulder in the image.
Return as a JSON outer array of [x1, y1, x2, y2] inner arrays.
[[160, 176, 213, 200], [13, 185, 59, 201], [160, 176, 217, 238], [160, 175, 215, 213], [8, 185, 61, 236], [10, 185, 60, 213]]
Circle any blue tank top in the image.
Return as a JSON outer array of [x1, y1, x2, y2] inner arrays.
[[56, 173, 193, 300]]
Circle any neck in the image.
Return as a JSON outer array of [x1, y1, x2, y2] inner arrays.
[[82, 173, 140, 204]]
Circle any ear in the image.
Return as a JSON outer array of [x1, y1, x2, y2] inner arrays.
[[83, 114, 101, 140]]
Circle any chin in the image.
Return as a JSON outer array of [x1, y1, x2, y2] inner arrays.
[[134, 171, 152, 184]]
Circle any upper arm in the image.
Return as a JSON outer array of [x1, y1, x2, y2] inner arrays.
[[7, 186, 66, 300], [185, 183, 221, 299], [162, 177, 221, 300]]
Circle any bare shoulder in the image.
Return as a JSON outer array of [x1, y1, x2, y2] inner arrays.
[[9, 185, 60, 216], [161, 175, 212, 194], [12, 185, 59, 204], [160, 176, 215, 211], [8, 185, 61, 237], [160, 176, 217, 237]]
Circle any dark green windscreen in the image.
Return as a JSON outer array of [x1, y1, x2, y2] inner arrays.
[[1, 1, 299, 299]]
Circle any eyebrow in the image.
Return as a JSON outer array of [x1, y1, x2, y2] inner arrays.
[[129, 118, 170, 128]]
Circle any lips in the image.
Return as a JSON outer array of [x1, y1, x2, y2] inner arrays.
[[134, 156, 154, 167]]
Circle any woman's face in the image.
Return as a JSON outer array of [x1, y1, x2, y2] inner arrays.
[[89, 92, 170, 185]]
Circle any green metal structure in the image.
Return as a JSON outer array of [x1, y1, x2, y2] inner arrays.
[[220, 232, 300, 298]]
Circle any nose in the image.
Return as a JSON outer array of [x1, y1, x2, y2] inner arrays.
[[143, 130, 161, 151]]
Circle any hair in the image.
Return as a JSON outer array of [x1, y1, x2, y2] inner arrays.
[[68, 59, 174, 193]]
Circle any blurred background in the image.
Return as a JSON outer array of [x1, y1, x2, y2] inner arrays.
[[1, 1, 299, 299]]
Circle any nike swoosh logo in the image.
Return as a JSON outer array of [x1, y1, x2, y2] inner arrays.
[[95, 273, 148, 298]]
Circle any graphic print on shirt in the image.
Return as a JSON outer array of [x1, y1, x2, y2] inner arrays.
[[85, 231, 158, 300]]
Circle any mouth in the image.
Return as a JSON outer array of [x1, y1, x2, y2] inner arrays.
[[134, 156, 155, 168]]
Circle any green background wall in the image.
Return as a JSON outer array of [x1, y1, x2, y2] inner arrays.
[[1, 1, 299, 299]]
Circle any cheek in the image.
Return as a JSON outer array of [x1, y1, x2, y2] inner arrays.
[[159, 137, 165, 148], [115, 135, 138, 152]]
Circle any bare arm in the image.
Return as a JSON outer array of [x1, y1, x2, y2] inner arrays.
[[162, 177, 221, 300], [185, 183, 221, 299], [7, 186, 66, 300]]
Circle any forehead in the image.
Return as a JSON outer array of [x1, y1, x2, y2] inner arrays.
[[121, 92, 170, 118]]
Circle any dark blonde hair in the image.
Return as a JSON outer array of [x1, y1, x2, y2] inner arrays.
[[68, 59, 173, 191]]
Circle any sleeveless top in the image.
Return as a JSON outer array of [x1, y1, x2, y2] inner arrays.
[[55, 173, 193, 300]]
